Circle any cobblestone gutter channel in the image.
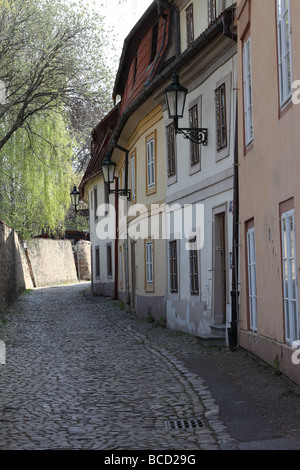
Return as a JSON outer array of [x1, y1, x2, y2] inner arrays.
[[0, 283, 237, 450]]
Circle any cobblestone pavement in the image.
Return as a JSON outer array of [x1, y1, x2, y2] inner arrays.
[[0, 283, 235, 451]]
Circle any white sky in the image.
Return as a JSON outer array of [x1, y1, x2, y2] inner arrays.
[[96, 0, 154, 56]]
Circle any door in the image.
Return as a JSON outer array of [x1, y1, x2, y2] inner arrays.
[[213, 210, 226, 324]]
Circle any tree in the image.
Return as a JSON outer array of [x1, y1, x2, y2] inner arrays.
[[0, 0, 115, 164], [0, 112, 76, 239], [0, 0, 116, 236]]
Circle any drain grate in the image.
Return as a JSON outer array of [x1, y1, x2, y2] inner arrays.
[[164, 419, 204, 430]]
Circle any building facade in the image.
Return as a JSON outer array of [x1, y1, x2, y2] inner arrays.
[[80, 0, 238, 338], [163, 0, 237, 345], [237, 0, 300, 385]]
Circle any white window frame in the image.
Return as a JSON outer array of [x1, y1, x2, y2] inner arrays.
[[281, 209, 299, 344], [247, 227, 257, 332], [146, 241, 154, 285], [243, 37, 254, 147], [277, 0, 293, 108], [147, 138, 155, 189]]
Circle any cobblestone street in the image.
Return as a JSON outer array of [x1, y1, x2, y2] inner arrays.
[[0, 283, 234, 451]]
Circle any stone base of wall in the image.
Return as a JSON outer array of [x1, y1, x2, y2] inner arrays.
[[239, 329, 300, 386], [92, 281, 114, 298], [134, 295, 166, 322]]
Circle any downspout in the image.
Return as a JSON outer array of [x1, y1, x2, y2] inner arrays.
[[221, 6, 239, 350], [114, 144, 130, 305], [114, 176, 119, 300], [228, 97, 239, 351]]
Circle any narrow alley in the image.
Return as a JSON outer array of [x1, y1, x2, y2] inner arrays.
[[0, 283, 299, 451]]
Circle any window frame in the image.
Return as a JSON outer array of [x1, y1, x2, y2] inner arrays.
[[243, 36, 254, 148], [169, 240, 178, 294], [208, 0, 216, 25], [186, 3, 194, 47], [215, 83, 227, 151], [145, 240, 154, 292], [95, 246, 100, 280], [189, 104, 200, 166], [94, 186, 98, 222], [166, 122, 176, 178], [280, 208, 299, 345], [106, 243, 113, 279], [246, 225, 258, 332], [277, 0, 293, 109], [189, 239, 199, 296], [145, 131, 157, 195]]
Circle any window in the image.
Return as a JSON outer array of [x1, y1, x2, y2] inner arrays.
[[189, 241, 199, 295], [215, 84, 227, 151], [277, 0, 292, 107], [186, 4, 194, 47], [119, 246, 123, 288], [150, 21, 159, 64], [243, 37, 254, 147], [208, 0, 216, 24], [166, 123, 176, 177], [131, 151, 136, 202], [146, 132, 156, 194], [281, 209, 299, 344], [106, 243, 112, 279], [145, 241, 154, 291], [95, 246, 100, 279], [247, 226, 257, 331], [169, 240, 178, 293], [94, 187, 98, 221], [189, 105, 200, 165]]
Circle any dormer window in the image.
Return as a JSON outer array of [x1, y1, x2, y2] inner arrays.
[[150, 21, 159, 64]]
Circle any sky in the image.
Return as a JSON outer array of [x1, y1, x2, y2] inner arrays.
[[96, 0, 154, 56]]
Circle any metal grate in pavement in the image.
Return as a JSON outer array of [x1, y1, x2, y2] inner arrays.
[[164, 419, 204, 430]]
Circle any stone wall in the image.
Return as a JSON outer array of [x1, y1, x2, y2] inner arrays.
[[0, 221, 30, 311], [26, 238, 78, 288], [74, 240, 91, 281]]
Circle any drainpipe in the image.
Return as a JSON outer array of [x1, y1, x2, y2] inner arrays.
[[228, 96, 239, 351], [221, 6, 239, 350], [114, 144, 130, 305], [114, 176, 119, 300]]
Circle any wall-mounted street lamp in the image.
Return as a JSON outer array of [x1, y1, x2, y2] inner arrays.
[[70, 185, 89, 217], [101, 153, 131, 201], [164, 73, 208, 146]]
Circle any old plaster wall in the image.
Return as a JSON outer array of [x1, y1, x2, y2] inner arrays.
[[74, 240, 91, 281], [0, 221, 32, 311], [26, 238, 78, 288]]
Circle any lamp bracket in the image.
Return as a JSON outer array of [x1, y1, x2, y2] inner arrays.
[[176, 127, 208, 146], [109, 188, 131, 201]]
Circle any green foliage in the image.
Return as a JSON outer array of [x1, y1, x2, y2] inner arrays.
[[0, 0, 115, 236], [0, 112, 76, 238]]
